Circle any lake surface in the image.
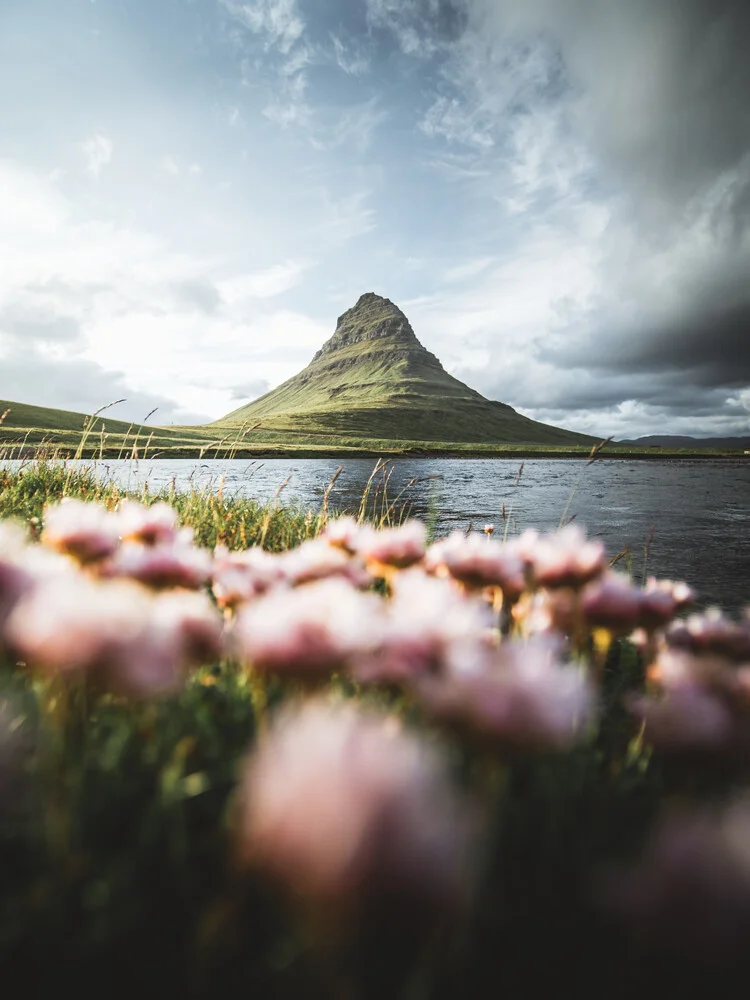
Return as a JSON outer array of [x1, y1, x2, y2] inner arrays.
[[6, 457, 750, 612]]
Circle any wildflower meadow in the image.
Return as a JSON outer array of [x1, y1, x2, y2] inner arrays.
[[1, 460, 749, 998]]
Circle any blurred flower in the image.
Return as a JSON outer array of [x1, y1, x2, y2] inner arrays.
[[639, 577, 694, 630], [116, 499, 179, 546], [42, 498, 120, 564], [231, 578, 384, 681], [483, 524, 495, 537], [353, 520, 427, 572], [6, 576, 151, 678], [521, 525, 605, 590], [627, 684, 735, 753], [602, 799, 750, 966], [279, 538, 371, 589], [353, 570, 494, 685], [322, 516, 364, 554], [581, 572, 644, 634], [665, 608, 750, 662], [425, 531, 526, 599], [212, 545, 285, 610], [6, 576, 202, 695], [151, 589, 225, 667], [417, 637, 596, 752], [0, 528, 35, 643], [101, 535, 212, 590], [512, 588, 578, 637], [236, 698, 478, 921]]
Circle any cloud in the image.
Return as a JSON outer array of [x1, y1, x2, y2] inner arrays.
[[331, 34, 371, 76], [365, 0, 465, 58], [394, 0, 750, 435], [0, 159, 327, 423], [220, 0, 305, 55], [80, 134, 113, 177], [218, 259, 313, 302], [420, 97, 494, 149], [228, 378, 270, 402]]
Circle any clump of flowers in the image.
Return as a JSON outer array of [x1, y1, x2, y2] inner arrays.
[[416, 636, 597, 753], [41, 498, 121, 564], [235, 698, 479, 923], [230, 578, 384, 683]]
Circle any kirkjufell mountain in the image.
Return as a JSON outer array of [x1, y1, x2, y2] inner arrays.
[[219, 293, 596, 446]]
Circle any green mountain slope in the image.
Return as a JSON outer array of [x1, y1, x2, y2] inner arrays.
[[0, 398, 212, 453], [219, 293, 597, 446]]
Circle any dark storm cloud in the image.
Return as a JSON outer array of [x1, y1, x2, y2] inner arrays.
[[561, 302, 750, 388], [463, 0, 750, 429]]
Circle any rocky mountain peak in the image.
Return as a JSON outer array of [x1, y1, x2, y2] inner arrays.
[[314, 292, 422, 360]]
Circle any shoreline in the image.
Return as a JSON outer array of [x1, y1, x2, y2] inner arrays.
[[3, 446, 748, 462]]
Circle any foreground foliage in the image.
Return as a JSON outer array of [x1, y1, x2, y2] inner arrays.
[[1, 464, 750, 998]]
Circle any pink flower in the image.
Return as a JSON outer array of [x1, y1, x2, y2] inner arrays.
[[151, 590, 225, 667], [354, 571, 495, 685], [101, 535, 212, 590], [580, 572, 643, 633], [236, 698, 477, 919], [353, 520, 427, 571], [639, 577, 694, 630], [666, 608, 750, 662], [6, 575, 214, 696], [418, 637, 596, 752], [211, 546, 285, 610], [6, 576, 153, 679], [425, 531, 526, 598], [322, 516, 364, 554], [278, 538, 371, 589], [116, 499, 179, 546], [41, 499, 120, 564], [230, 578, 384, 681], [522, 525, 606, 590], [627, 684, 734, 752]]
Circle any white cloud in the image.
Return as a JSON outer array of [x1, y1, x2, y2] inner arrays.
[[318, 190, 377, 247], [331, 34, 371, 76], [420, 96, 494, 149], [0, 160, 329, 421], [221, 0, 304, 55], [80, 134, 113, 177], [218, 259, 312, 302], [442, 257, 495, 283], [160, 155, 180, 176]]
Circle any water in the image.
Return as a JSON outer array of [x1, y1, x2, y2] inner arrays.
[[6, 456, 750, 612]]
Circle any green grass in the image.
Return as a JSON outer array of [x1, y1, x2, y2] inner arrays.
[[0, 460, 323, 553]]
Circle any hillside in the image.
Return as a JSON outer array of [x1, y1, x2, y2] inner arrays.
[[0, 398, 212, 454], [622, 435, 750, 450], [219, 293, 596, 446]]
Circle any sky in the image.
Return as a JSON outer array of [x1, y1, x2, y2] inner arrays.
[[1, 0, 749, 439]]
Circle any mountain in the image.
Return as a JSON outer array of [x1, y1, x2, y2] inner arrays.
[[622, 435, 750, 450], [219, 293, 596, 446]]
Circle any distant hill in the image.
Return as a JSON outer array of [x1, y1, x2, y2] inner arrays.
[[622, 435, 750, 450], [0, 399, 155, 435], [0, 398, 212, 455], [219, 293, 597, 446]]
